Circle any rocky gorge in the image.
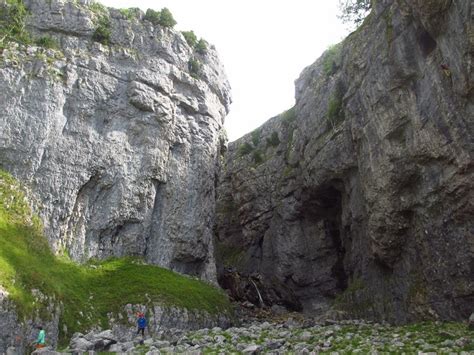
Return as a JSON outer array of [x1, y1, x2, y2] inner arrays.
[[0, 0, 473, 352], [215, 0, 473, 324]]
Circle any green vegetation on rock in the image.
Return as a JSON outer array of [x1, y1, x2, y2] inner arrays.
[[182, 30, 198, 48], [182, 320, 474, 353], [145, 7, 177, 28], [281, 107, 296, 126], [89, 1, 108, 15], [327, 81, 346, 129], [0, 170, 231, 344], [266, 131, 280, 148], [252, 150, 264, 165], [92, 14, 111, 45], [182, 31, 208, 55], [89, 3, 111, 45], [385, 9, 394, 44], [238, 142, 254, 157], [195, 38, 208, 55], [0, 0, 31, 48], [322, 43, 343, 76], [251, 129, 261, 147], [118, 7, 140, 21], [188, 57, 202, 78], [34, 36, 58, 50]]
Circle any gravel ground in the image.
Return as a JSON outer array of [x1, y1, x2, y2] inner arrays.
[[134, 318, 474, 354]]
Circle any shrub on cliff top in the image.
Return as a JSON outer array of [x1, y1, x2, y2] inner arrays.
[[182, 31, 209, 56], [322, 43, 343, 76], [92, 14, 111, 45], [196, 38, 208, 55], [119, 7, 140, 21], [182, 30, 198, 48], [158, 8, 177, 28], [0, 170, 231, 345], [89, 1, 108, 16], [145, 7, 177, 28]]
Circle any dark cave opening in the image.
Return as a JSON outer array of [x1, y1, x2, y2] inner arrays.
[[302, 183, 348, 295]]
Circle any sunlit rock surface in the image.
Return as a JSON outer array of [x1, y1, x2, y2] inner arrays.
[[0, 0, 231, 281]]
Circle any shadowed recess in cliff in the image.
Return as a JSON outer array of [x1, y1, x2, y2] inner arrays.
[[298, 182, 348, 297]]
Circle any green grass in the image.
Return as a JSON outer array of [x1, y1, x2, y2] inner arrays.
[[238, 142, 254, 157], [327, 81, 346, 129], [34, 36, 58, 49], [0, 170, 232, 344], [0, 0, 32, 48], [322, 43, 343, 76]]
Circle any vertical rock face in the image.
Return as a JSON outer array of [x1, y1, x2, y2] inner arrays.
[[0, 0, 230, 281], [216, 0, 473, 322]]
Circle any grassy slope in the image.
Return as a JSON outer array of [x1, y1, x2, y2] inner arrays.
[[0, 170, 232, 343]]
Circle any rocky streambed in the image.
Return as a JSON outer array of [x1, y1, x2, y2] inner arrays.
[[25, 314, 474, 354]]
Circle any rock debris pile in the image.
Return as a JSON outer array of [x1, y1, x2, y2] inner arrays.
[[23, 316, 474, 354]]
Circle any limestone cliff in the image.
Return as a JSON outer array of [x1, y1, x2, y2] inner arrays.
[[0, 0, 231, 281], [216, 0, 473, 322]]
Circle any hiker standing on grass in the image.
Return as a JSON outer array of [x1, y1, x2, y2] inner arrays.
[[33, 326, 46, 349], [136, 312, 147, 336]]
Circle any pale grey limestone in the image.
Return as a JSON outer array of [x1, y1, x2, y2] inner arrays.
[[0, 0, 231, 282]]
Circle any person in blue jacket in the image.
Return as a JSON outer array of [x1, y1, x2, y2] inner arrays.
[[33, 326, 46, 349], [136, 312, 147, 336]]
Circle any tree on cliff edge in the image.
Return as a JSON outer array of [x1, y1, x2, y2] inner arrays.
[[338, 0, 372, 26]]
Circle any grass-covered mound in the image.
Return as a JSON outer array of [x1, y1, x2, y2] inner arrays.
[[0, 170, 232, 343]]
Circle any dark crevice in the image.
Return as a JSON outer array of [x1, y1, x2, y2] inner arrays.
[[144, 179, 164, 258], [301, 182, 348, 296], [418, 29, 437, 57]]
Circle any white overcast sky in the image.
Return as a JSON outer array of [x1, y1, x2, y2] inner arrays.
[[100, 0, 349, 141]]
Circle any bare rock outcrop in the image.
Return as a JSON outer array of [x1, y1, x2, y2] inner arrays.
[[0, 0, 231, 281], [216, 0, 473, 322]]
